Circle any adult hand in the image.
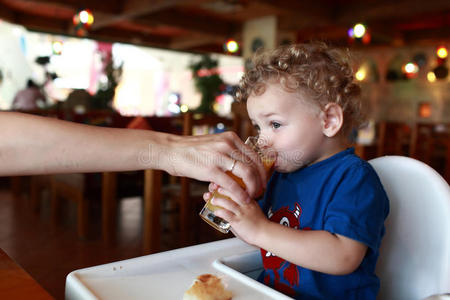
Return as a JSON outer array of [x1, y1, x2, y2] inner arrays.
[[0, 112, 262, 191], [164, 131, 266, 203]]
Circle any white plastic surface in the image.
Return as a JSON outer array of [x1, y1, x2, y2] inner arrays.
[[213, 250, 292, 299], [369, 156, 450, 300], [65, 238, 289, 300]]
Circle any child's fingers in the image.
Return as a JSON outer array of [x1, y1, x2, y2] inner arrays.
[[211, 194, 240, 214], [216, 187, 248, 206], [214, 209, 235, 223]]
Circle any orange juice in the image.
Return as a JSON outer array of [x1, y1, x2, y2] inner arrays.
[[202, 171, 245, 212], [200, 156, 275, 233]]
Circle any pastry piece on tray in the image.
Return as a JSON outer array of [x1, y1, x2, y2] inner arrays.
[[183, 274, 232, 300]]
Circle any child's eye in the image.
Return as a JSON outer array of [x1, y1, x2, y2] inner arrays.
[[271, 121, 281, 129]]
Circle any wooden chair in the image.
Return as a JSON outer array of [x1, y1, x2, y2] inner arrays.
[[30, 175, 51, 212], [100, 116, 161, 254], [101, 116, 180, 254], [409, 123, 434, 163], [142, 169, 163, 254], [376, 121, 412, 157], [354, 121, 413, 161], [410, 122, 450, 184], [101, 168, 163, 255], [50, 173, 96, 239], [101, 172, 117, 244], [101, 116, 151, 245], [10, 176, 23, 199], [48, 111, 119, 240]]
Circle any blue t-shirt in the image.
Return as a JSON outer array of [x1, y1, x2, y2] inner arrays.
[[258, 148, 389, 300]]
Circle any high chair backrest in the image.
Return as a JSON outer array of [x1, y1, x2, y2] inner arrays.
[[369, 156, 450, 300]]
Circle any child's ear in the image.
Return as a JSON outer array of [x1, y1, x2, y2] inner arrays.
[[320, 103, 343, 137]]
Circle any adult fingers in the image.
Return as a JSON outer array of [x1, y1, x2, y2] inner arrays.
[[203, 191, 212, 202], [229, 137, 266, 193], [208, 182, 218, 192], [213, 132, 265, 198], [225, 158, 263, 200]]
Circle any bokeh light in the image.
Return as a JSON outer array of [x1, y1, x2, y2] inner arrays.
[[52, 41, 63, 55], [418, 102, 432, 118], [347, 28, 354, 38], [79, 10, 94, 25], [437, 46, 448, 59], [403, 62, 418, 74], [180, 104, 189, 113], [73, 9, 94, 27], [353, 24, 366, 38], [225, 40, 239, 53], [355, 68, 366, 81], [427, 71, 436, 82]]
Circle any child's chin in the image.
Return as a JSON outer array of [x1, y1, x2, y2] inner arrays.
[[275, 161, 306, 173], [275, 165, 295, 173]]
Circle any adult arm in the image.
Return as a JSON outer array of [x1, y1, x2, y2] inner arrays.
[[0, 112, 266, 200]]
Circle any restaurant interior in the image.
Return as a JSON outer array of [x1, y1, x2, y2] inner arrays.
[[0, 0, 449, 299]]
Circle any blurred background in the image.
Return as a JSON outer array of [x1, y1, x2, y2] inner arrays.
[[0, 0, 449, 299]]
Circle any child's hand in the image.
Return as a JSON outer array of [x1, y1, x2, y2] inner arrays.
[[209, 186, 268, 245]]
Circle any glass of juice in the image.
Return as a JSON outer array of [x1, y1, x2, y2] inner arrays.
[[199, 136, 276, 233]]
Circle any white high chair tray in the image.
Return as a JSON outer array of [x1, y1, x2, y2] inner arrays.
[[65, 238, 292, 300]]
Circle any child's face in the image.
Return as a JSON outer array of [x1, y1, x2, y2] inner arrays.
[[247, 83, 328, 173]]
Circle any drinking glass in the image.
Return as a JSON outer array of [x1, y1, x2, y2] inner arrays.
[[199, 136, 275, 233]]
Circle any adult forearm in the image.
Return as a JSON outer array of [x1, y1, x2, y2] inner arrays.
[[0, 112, 171, 175], [0, 112, 266, 201]]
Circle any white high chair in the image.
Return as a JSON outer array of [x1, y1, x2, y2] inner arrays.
[[369, 156, 450, 300], [65, 156, 450, 300]]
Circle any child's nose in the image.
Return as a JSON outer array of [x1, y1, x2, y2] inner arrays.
[[257, 135, 272, 148]]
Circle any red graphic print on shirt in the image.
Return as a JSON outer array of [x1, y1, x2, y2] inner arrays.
[[261, 203, 303, 296]]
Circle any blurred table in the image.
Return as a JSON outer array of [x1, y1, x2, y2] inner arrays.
[[0, 248, 54, 299]]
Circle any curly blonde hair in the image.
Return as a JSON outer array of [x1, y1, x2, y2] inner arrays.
[[236, 42, 366, 135]]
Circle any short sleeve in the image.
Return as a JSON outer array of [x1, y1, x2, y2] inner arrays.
[[324, 162, 389, 252]]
